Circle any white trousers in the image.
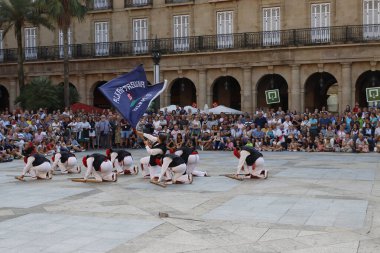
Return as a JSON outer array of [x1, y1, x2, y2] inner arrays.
[[140, 156, 150, 177], [187, 154, 207, 177], [29, 162, 52, 179], [237, 151, 266, 178], [85, 158, 116, 182], [114, 156, 133, 174], [158, 157, 187, 183], [53, 153, 80, 174], [174, 152, 206, 177]]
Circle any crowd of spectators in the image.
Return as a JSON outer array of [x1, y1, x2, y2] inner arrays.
[[1, 103, 380, 162]]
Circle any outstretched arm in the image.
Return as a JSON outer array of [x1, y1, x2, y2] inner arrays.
[[236, 150, 250, 175], [21, 157, 35, 177], [84, 158, 94, 180]]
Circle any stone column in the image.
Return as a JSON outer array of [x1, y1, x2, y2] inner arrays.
[[197, 69, 207, 109], [207, 76, 212, 107], [164, 90, 170, 107], [300, 88, 305, 113], [290, 65, 301, 112], [8, 78, 17, 111], [242, 67, 252, 114], [341, 63, 352, 110], [251, 71, 257, 115], [78, 75, 87, 104]]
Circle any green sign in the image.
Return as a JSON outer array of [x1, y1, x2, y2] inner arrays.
[[366, 87, 380, 102], [265, 89, 280, 104]]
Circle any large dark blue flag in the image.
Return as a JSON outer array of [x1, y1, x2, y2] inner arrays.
[[98, 65, 167, 127]]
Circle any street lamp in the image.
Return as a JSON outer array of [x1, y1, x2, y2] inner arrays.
[[152, 37, 161, 112]]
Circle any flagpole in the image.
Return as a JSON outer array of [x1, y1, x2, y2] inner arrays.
[[152, 36, 161, 112]]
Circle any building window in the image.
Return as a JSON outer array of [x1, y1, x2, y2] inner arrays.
[[363, 0, 380, 39], [263, 7, 281, 46], [217, 11, 233, 49], [133, 18, 148, 54], [59, 28, 72, 58], [0, 30, 3, 62], [25, 27, 37, 60], [94, 0, 110, 9], [95, 22, 109, 56], [311, 3, 330, 43], [173, 15, 189, 51], [133, 0, 148, 5]]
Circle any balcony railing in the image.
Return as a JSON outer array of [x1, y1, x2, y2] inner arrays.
[[0, 24, 380, 64], [87, 0, 113, 11], [125, 0, 152, 8], [165, 0, 194, 4]]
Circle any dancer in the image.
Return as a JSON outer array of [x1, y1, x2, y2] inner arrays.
[[153, 154, 191, 186], [16, 143, 52, 181], [51, 151, 81, 174], [232, 146, 268, 179], [136, 131, 167, 180], [82, 153, 117, 182], [106, 148, 138, 175], [174, 146, 208, 177]]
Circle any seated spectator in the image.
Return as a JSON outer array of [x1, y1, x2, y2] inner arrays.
[[66, 139, 85, 152], [375, 136, 380, 153], [212, 132, 224, 150], [254, 138, 263, 151], [287, 135, 299, 151], [355, 134, 369, 153], [199, 132, 212, 151], [272, 137, 283, 151], [341, 133, 354, 153]]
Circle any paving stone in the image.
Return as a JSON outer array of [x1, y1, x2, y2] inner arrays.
[[0, 150, 378, 252]]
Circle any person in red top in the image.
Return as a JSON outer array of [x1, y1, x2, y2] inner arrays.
[[353, 102, 360, 113]]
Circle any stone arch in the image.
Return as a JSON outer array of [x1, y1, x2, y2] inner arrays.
[[304, 72, 338, 112], [57, 81, 78, 90], [0, 84, 10, 112], [92, 81, 111, 109], [355, 70, 380, 108], [169, 78, 197, 106], [212, 76, 241, 110], [256, 74, 289, 111]]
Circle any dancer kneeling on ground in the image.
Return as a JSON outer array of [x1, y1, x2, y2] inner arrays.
[[233, 146, 268, 179], [82, 153, 117, 182], [51, 151, 81, 174], [106, 149, 138, 175], [155, 154, 192, 185], [16, 143, 52, 181], [135, 131, 167, 180], [173, 146, 208, 177]]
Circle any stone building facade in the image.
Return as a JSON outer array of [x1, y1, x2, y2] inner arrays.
[[0, 0, 380, 113]]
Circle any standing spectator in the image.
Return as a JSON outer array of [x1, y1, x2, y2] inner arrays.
[[120, 118, 132, 148], [88, 116, 96, 149], [78, 117, 91, 150], [254, 112, 267, 128], [309, 114, 318, 137], [97, 115, 111, 149]]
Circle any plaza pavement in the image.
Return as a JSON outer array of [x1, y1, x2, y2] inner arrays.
[[0, 150, 380, 253]]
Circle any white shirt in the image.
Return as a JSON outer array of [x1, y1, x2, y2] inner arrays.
[[283, 121, 293, 130], [374, 127, 380, 137]]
